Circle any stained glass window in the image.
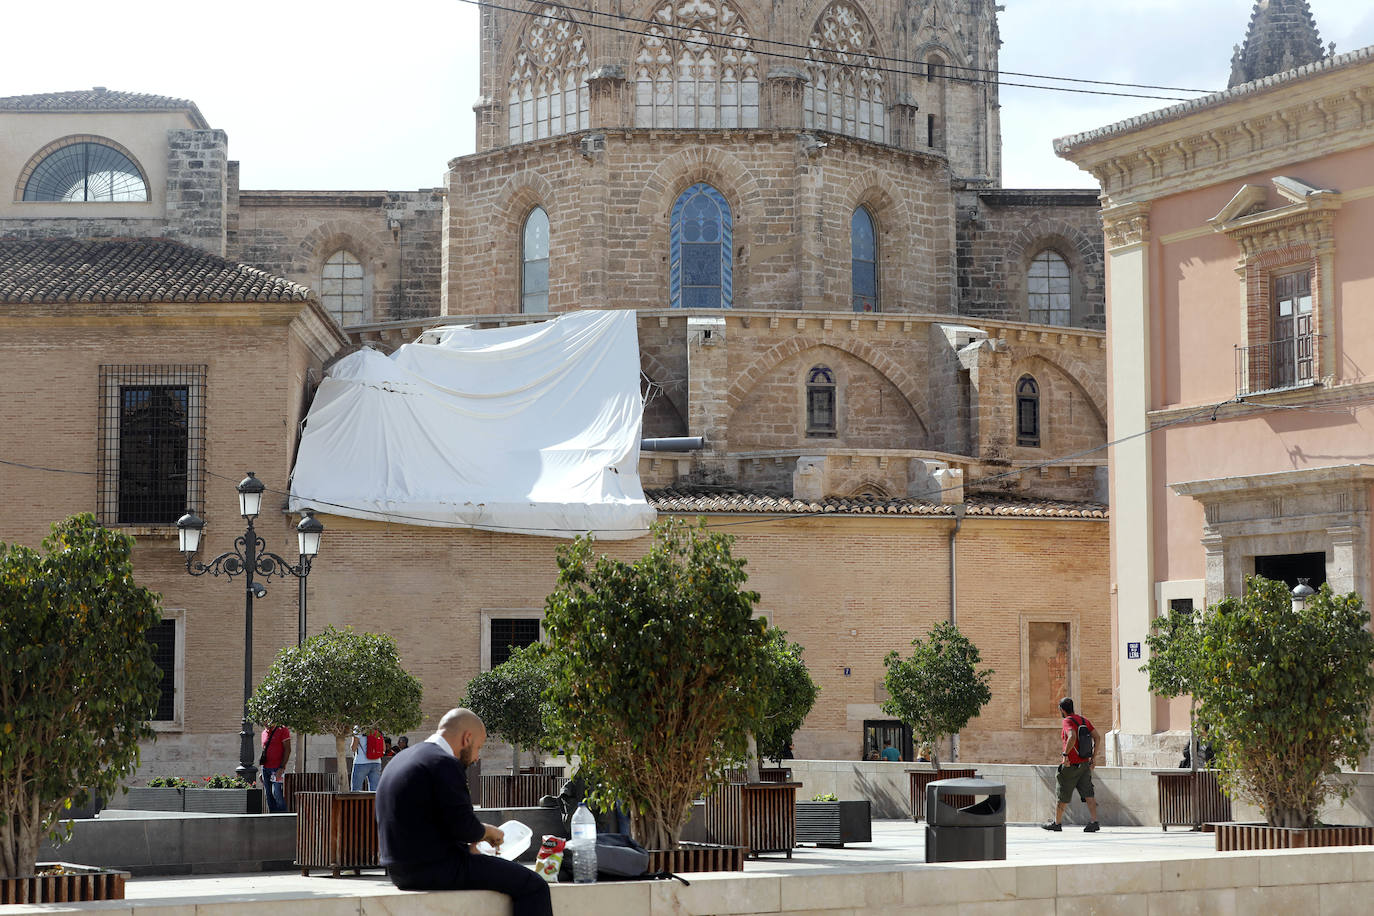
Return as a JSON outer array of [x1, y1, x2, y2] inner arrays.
[[671, 183, 732, 308], [852, 206, 878, 312], [522, 207, 550, 313], [23, 140, 147, 202], [1028, 251, 1071, 326]]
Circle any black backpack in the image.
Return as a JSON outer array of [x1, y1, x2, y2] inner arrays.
[[1070, 715, 1094, 759]]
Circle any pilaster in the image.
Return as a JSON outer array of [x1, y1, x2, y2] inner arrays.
[[764, 68, 808, 131]]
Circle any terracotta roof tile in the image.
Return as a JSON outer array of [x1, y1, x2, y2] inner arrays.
[[0, 238, 311, 305], [0, 88, 209, 128], [644, 487, 1107, 519]]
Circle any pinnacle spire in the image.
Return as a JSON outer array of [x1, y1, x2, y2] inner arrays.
[[1228, 0, 1331, 87]]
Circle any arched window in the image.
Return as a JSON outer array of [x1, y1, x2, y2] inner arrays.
[[634, 0, 759, 129], [671, 183, 732, 309], [807, 366, 837, 437], [925, 52, 947, 149], [803, 2, 886, 142], [508, 6, 590, 144], [1028, 251, 1071, 326], [521, 207, 550, 313], [1017, 375, 1040, 447], [851, 206, 878, 312], [321, 251, 365, 327], [22, 139, 147, 201]]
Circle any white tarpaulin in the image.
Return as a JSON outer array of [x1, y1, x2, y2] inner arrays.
[[288, 309, 656, 539]]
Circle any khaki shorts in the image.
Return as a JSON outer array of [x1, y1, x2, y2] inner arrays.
[[1056, 762, 1094, 803]]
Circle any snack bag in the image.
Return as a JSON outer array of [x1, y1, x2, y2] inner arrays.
[[533, 835, 566, 883]]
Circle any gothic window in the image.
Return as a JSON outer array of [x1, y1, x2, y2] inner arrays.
[[807, 366, 837, 437], [1027, 251, 1071, 326], [508, 7, 590, 144], [670, 183, 732, 308], [521, 207, 550, 313], [851, 206, 878, 312], [1016, 375, 1040, 448], [321, 250, 366, 326], [925, 52, 947, 149], [21, 138, 147, 201], [803, 2, 886, 142], [634, 0, 759, 129]]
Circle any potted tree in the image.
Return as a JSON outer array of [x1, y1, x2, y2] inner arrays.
[[754, 627, 819, 778], [882, 622, 993, 822], [463, 643, 555, 806], [540, 519, 770, 871], [0, 516, 161, 901], [248, 626, 423, 875], [1194, 578, 1374, 849]]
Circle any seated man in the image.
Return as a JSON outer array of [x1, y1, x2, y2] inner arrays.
[[375, 708, 552, 916]]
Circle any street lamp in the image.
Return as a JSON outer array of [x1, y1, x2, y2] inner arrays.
[[177, 472, 323, 783], [1291, 578, 1315, 611]]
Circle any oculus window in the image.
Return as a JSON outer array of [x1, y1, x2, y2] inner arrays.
[[1027, 251, 1071, 326], [807, 365, 837, 437], [671, 183, 732, 309], [851, 206, 878, 312], [23, 139, 148, 202], [521, 207, 550, 313]]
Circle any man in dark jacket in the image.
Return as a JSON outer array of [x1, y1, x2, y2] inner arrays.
[[375, 708, 551, 916]]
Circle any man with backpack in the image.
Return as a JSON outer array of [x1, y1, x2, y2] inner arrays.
[[1042, 697, 1100, 833]]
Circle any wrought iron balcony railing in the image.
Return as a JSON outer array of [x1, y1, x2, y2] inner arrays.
[[1235, 334, 1321, 397]]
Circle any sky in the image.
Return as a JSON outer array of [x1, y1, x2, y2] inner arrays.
[[4, 1, 1373, 192]]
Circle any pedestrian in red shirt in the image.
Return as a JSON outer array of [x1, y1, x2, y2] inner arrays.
[[1042, 697, 1100, 833], [259, 724, 292, 813]]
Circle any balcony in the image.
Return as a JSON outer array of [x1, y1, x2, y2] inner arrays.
[[1235, 334, 1321, 397]]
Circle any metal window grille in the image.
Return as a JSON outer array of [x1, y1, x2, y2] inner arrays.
[[23, 141, 148, 202], [147, 619, 177, 721], [489, 618, 541, 669], [1016, 376, 1040, 447], [98, 365, 206, 526]]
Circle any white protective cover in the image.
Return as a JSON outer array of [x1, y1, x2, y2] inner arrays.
[[288, 309, 656, 539]]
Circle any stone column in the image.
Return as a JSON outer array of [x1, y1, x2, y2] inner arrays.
[[886, 95, 920, 152], [587, 65, 627, 130], [765, 67, 807, 130], [473, 98, 505, 155], [1201, 531, 1226, 605]]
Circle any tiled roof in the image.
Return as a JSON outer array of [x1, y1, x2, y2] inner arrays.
[[0, 238, 311, 304], [0, 88, 209, 128], [645, 487, 1108, 519]]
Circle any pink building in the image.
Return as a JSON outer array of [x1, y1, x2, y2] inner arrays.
[[1058, 39, 1374, 762]]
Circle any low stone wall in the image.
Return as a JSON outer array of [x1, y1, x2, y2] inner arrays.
[[788, 760, 1374, 827], [38, 812, 295, 876]]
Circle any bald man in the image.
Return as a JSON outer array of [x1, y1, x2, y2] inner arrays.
[[375, 708, 552, 916]]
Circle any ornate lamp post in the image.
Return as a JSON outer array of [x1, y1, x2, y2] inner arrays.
[[177, 472, 323, 783]]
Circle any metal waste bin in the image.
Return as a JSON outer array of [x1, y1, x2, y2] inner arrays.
[[924, 777, 1006, 863]]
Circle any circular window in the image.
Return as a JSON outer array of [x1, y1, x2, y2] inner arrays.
[[23, 140, 148, 202]]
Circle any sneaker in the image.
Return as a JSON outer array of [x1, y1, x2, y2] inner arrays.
[[1041, 821, 1062, 832], [1084, 821, 1101, 833]]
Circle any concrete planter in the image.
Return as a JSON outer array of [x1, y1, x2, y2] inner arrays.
[[183, 788, 264, 815], [0, 863, 128, 905], [795, 800, 872, 847], [124, 787, 185, 811], [1214, 821, 1374, 851]]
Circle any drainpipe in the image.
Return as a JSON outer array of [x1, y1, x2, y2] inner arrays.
[[949, 503, 966, 762]]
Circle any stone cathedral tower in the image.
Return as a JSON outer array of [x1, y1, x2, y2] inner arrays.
[[1228, 0, 1331, 88]]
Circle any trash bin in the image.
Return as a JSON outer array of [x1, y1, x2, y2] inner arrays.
[[924, 777, 1006, 863]]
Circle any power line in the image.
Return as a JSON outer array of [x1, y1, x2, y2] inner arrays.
[[456, 0, 1215, 102]]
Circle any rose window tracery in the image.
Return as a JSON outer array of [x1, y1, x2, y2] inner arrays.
[[633, 0, 759, 129], [804, 2, 886, 142], [508, 7, 591, 144]]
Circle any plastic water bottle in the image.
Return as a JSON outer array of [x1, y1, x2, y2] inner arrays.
[[570, 802, 597, 884]]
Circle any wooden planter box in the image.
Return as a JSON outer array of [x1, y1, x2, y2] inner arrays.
[[295, 791, 378, 877], [758, 767, 793, 784], [1214, 822, 1374, 851], [795, 800, 872, 848], [647, 843, 745, 873], [1152, 769, 1232, 831], [477, 773, 560, 808], [704, 782, 799, 859], [907, 768, 977, 822], [124, 786, 185, 811], [0, 864, 128, 905], [184, 787, 264, 815], [284, 772, 341, 813]]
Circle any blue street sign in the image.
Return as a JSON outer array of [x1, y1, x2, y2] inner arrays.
[[1127, 642, 1141, 660]]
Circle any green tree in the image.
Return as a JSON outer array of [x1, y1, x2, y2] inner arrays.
[[0, 516, 163, 876], [754, 628, 820, 764], [541, 519, 769, 850], [1194, 577, 1374, 828], [463, 643, 551, 772], [1141, 602, 1206, 774], [248, 626, 424, 784], [882, 622, 993, 770]]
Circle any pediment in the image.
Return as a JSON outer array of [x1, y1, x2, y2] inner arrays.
[[1209, 176, 1341, 234]]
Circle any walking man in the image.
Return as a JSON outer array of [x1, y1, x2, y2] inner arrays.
[[1042, 697, 1100, 832]]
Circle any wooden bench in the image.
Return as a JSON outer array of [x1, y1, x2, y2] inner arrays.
[[295, 791, 378, 877], [907, 768, 977, 822], [704, 782, 800, 858], [1153, 769, 1232, 831]]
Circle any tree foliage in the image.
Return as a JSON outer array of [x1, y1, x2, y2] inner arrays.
[[882, 622, 993, 770], [248, 626, 424, 783], [754, 628, 819, 763], [1141, 602, 1206, 774], [0, 516, 163, 876], [540, 519, 769, 849], [463, 643, 552, 771], [1193, 578, 1374, 828]]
